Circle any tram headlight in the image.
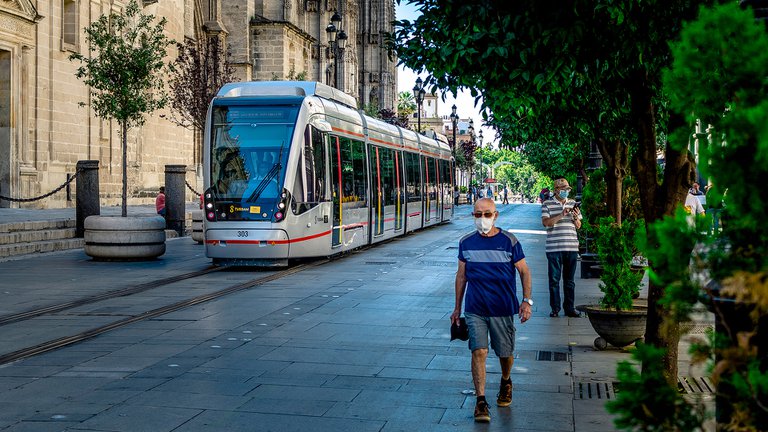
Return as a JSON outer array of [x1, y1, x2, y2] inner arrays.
[[274, 188, 290, 222], [207, 211, 215, 221], [206, 202, 213, 210]]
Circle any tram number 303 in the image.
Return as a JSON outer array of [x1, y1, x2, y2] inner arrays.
[[237, 231, 249, 238]]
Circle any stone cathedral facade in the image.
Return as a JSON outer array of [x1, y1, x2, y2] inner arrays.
[[0, 0, 396, 209]]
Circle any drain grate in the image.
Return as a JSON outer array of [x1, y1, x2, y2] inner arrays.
[[574, 381, 617, 400], [364, 261, 397, 265], [445, 246, 458, 250], [680, 322, 714, 335], [678, 376, 714, 394], [536, 350, 569, 361], [417, 261, 456, 267]]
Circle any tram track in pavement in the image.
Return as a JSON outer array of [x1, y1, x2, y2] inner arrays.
[[0, 259, 327, 366]]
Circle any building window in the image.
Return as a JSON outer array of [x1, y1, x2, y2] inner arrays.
[[62, 0, 78, 49]]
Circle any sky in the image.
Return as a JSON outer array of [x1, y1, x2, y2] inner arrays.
[[394, 2, 498, 148]]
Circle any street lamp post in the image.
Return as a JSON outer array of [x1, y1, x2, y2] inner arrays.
[[325, 11, 347, 90], [413, 77, 426, 133], [468, 119, 475, 201], [450, 104, 458, 201]]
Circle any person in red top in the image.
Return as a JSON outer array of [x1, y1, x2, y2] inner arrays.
[[155, 186, 166, 216]]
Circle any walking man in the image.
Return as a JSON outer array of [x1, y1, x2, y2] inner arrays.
[[541, 177, 582, 317], [451, 198, 533, 422]]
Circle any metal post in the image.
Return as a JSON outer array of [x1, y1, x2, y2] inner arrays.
[[165, 164, 186, 236], [75, 160, 100, 238], [66, 173, 72, 201]]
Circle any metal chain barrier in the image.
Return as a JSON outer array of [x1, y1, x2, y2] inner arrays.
[[185, 180, 201, 197], [0, 170, 81, 203]]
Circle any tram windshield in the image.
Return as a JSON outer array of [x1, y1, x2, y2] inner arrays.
[[209, 104, 298, 203]]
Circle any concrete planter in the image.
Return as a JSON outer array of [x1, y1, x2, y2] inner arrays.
[[191, 210, 204, 244], [576, 305, 648, 350], [84, 215, 166, 260]]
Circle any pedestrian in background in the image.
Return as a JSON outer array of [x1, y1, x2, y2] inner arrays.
[[451, 198, 533, 423], [502, 186, 509, 204], [541, 177, 582, 318], [156, 186, 166, 216]]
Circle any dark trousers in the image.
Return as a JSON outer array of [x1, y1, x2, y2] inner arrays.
[[546, 251, 578, 314]]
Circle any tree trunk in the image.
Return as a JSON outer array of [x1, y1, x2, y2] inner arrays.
[[629, 74, 695, 384], [121, 121, 128, 217], [596, 138, 629, 225]]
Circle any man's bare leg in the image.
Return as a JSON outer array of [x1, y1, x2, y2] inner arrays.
[[471, 348, 488, 396]]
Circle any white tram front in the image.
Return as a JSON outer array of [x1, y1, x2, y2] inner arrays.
[[202, 81, 454, 266]]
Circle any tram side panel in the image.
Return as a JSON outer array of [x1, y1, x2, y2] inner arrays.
[[281, 121, 335, 258]]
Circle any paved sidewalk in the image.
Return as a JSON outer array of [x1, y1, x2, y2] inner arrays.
[[0, 204, 201, 224], [0, 203, 713, 431]]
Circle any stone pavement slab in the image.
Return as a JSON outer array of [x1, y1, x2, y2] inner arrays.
[[0, 203, 714, 431]]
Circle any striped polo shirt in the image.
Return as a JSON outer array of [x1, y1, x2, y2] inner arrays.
[[541, 198, 580, 252], [458, 229, 525, 317]]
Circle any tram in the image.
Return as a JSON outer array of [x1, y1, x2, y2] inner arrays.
[[202, 81, 454, 266]]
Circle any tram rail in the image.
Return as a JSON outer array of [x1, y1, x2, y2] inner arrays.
[[0, 266, 223, 327], [0, 259, 326, 366]]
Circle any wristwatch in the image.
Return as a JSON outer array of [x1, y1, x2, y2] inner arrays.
[[522, 298, 534, 306]]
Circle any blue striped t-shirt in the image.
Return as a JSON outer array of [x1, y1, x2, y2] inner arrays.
[[458, 229, 525, 317]]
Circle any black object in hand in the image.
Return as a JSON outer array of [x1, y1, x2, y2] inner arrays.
[[451, 317, 469, 341]]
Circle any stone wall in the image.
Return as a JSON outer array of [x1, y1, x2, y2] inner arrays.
[[0, 0, 197, 209]]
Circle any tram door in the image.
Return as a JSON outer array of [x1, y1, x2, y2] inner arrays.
[[330, 135, 342, 248], [394, 151, 404, 231], [371, 146, 383, 237], [424, 156, 431, 222]]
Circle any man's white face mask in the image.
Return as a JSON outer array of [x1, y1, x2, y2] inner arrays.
[[474, 216, 495, 234]]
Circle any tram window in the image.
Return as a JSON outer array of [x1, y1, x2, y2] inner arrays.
[[405, 152, 421, 203], [351, 139, 367, 206], [380, 148, 396, 206], [339, 137, 367, 208]]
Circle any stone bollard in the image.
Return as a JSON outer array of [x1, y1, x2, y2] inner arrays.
[[76, 160, 100, 238], [165, 165, 186, 236], [191, 210, 204, 244]]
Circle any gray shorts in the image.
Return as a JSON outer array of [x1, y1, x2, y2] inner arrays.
[[465, 313, 516, 357]]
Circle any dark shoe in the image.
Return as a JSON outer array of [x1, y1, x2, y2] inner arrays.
[[474, 399, 491, 422], [549, 311, 559, 317], [565, 311, 582, 318], [497, 381, 512, 407]]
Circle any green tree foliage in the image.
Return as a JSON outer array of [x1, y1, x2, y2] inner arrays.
[[70, 0, 172, 216], [490, 150, 551, 202], [169, 37, 237, 132], [607, 343, 705, 431], [397, 91, 416, 117], [391, 0, 716, 381], [654, 3, 768, 429]]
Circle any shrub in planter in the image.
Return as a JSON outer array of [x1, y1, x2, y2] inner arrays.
[[595, 216, 645, 310]]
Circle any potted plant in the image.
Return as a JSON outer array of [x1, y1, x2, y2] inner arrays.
[[577, 216, 647, 349], [70, 0, 173, 260]]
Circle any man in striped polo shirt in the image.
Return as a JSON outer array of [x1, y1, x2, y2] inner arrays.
[[541, 177, 582, 318]]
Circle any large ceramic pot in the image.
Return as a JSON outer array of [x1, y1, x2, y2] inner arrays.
[[576, 305, 648, 350], [84, 215, 166, 260]]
